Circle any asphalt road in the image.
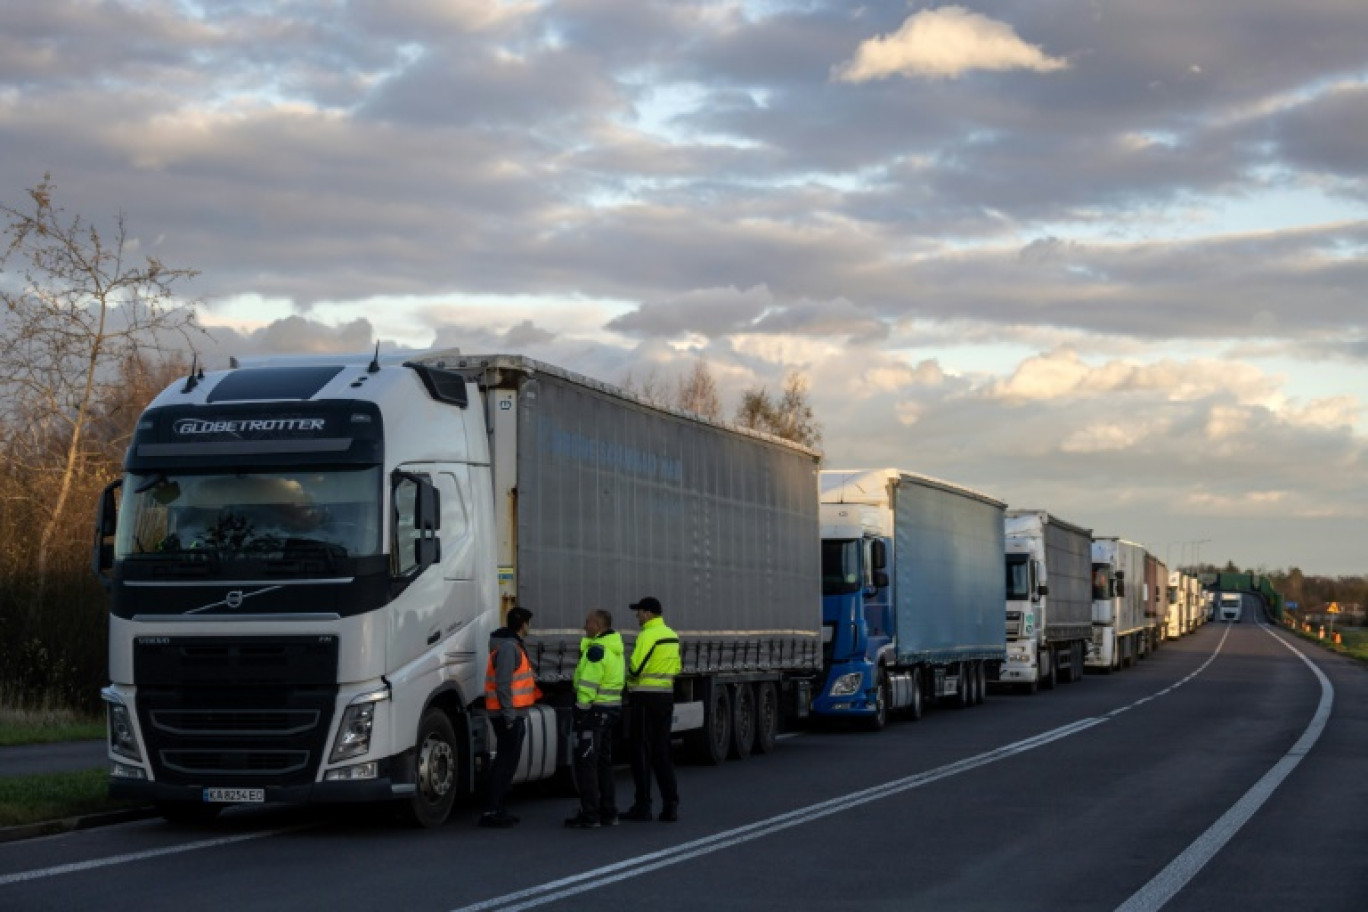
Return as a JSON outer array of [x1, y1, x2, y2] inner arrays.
[[2, 618, 1364, 911]]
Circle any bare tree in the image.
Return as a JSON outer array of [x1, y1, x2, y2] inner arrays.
[[734, 370, 823, 453], [675, 358, 722, 419], [0, 175, 203, 594], [619, 365, 670, 407]]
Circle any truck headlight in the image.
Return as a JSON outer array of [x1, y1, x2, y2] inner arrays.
[[829, 672, 863, 697], [330, 687, 389, 763], [103, 689, 142, 762]]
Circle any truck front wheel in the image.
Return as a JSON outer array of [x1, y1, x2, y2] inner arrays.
[[863, 668, 890, 732], [402, 708, 459, 828]]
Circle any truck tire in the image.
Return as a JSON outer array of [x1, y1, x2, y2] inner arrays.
[[906, 668, 924, 721], [1041, 649, 1058, 690], [976, 661, 988, 704], [953, 663, 971, 709], [728, 683, 755, 760], [686, 682, 731, 766], [400, 708, 459, 828], [753, 681, 779, 755], [864, 668, 890, 732]]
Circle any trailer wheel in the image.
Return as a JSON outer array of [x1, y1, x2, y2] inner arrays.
[[953, 663, 971, 709], [752, 681, 779, 754], [864, 668, 890, 732], [1071, 643, 1085, 682], [963, 662, 978, 706], [401, 708, 459, 828], [728, 683, 755, 760], [975, 661, 988, 705], [686, 681, 731, 766], [906, 669, 923, 721]]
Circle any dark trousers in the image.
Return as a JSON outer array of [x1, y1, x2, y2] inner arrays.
[[572, 707, 620, 818], [628, 692, 678, 808], [483, 716, 526, 814]]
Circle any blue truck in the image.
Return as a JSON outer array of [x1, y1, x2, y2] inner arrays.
[[814, 469, 1006, 730]]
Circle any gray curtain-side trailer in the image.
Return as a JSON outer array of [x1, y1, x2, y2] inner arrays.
[[443, 354, 824, 764]]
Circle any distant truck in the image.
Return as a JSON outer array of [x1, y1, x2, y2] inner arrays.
[[814, 469, 1006, 730], [997, 510, 1093, 692], [1218, 592, 1242, 622], [1088, 538, 1148, 672], [95, 352, 823, 826], [1143, 552, 1168, 652]]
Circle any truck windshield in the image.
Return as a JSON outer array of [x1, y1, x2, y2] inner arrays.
[[1091, 563, 1111, 601], [1005, 554, 1031, 600], [821, 539, 862, 596], [116, 468, 382, 562]]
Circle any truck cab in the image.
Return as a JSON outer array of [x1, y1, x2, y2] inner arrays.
[[816, 503, 892, 719], [1001, 542, 1044, 686]]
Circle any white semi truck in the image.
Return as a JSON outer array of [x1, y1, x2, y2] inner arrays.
[[1087, 537, 1148, 672], [998, 510, 1093, 692], [95, 352, 822, 826]]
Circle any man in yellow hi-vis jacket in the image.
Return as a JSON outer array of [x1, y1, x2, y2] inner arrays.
[[622, 596, 681, 822], [564, 609, 625, 829]]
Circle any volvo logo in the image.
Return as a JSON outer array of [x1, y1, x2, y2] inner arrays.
[[186, 585, 284, 615]]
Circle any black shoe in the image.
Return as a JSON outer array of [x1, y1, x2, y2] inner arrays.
[[621, 805, 653, 821], [658, 803, 678, 822], [564, 812, 600, 829], [599, 811, 620, 827], [477, 812, 519, 828]]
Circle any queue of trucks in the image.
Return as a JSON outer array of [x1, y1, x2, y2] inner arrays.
[[92, 351, 1208, 827]]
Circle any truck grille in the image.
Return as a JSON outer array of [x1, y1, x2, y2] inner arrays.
[[134, 636, 338, 788], [150, 709, 320, 736]]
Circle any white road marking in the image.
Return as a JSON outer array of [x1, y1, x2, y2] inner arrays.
[[0, 826, 306, 887], [1114, 624, 1334, 912]]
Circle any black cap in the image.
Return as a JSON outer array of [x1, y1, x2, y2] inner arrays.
[[630, 596, 662, 615]]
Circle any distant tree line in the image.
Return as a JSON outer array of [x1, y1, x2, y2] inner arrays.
[[1190, 561, 1368, 616]]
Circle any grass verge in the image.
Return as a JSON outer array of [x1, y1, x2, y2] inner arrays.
[[0, 768, 141, 829], [0, 707, 104, 747], [1282, 623, 1368, 666]]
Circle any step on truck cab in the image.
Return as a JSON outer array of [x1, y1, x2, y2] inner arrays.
[[814, 469, 1005, 731], [95, 351, 823, 826]]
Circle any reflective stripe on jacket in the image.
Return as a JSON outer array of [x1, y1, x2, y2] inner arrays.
[[627, 616, 681, 694], [573, 630, 625, 709]]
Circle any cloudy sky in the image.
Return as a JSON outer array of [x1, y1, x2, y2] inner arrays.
[[3, 1, 1366, 576]]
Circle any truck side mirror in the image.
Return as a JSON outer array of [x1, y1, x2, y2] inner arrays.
[[1115, 579, 1126, 597], [871, 570, 889, 589], [93, 479, 122, 586], [870, 539, 887, 570], [1036, 583, 1049, 598]]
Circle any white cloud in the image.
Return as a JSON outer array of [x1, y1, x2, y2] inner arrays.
[[834, 6, 1069, 83]]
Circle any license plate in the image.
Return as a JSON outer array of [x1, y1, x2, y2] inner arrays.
[[203, 787, 265, 804]]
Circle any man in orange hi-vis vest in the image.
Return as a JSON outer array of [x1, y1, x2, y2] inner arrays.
[[478, 606, 540, 828]]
